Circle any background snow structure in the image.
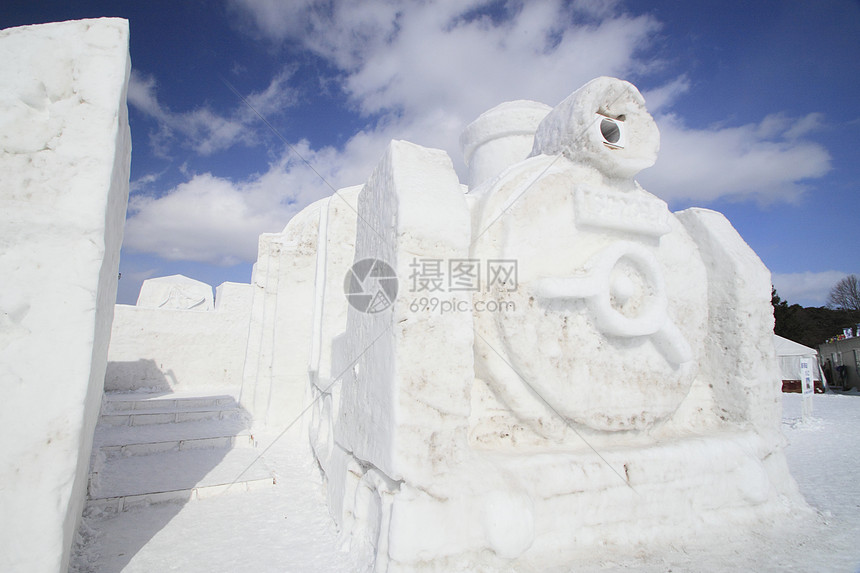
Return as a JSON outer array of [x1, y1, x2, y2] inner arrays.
[[135, 274, 215, 311], [106, 279, 252, 393], [0, 18, 130, 573], [312, 77, 805, 571]]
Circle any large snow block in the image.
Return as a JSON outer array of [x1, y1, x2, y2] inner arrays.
[[321, 142, 474, 569], [334, 140, 473, 487], [0, 18, 130, 573]]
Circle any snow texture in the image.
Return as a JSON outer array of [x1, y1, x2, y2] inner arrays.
[[0, 18, 130, 573], [311, 77, 805, 571]]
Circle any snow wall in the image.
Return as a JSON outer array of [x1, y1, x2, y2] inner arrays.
[[106, 281, 253, 392], [307, 77, 805, 572], [0, 18, 130, 573]]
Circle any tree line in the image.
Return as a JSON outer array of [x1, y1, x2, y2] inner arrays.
[[773, 275, 860, 348]]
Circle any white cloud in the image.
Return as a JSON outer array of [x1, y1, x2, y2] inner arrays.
[[127, 0, 833, 265], [638, 113, 831, 204], [124, 0, 661, 265], [122, 140, 365, 265], [124, 174, 280, 265], [126, 71, 162, 118], [230, 0, 661, 174], [129, 170, 166, 193], [772, 270, 850, 307], [641, 75, 690, 114], [347, 5, 658, 118], [229, 0, 830, 205], [127, 68, 297, 155], [784, 112, 825, 140]]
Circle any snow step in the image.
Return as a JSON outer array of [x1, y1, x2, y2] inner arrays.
[[100, 408, 245, 427], [89, 447, 274, 502], [103, 403, 239, 415], [102, 395, 238, 413], [98, 434, 256, 459], [86, 476, 275, 514], [99, 390, 246, 426], [93, 417, 251, 448], [86, 389, 268, 514]]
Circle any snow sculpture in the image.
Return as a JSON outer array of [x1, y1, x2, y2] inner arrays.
[[0, 18, 130, 573], [136, 274, 214, 310], [313, 78, 802, 572], [470, 77, 705, 438]]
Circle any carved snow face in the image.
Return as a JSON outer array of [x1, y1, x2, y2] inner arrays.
[[531, 77, 660, 180]]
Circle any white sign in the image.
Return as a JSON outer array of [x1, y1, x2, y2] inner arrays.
[[800, 358, 814, 421], [800, 359, 814, 396]]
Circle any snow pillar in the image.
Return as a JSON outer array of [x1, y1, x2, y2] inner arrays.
[[308, 186, 362, 387], [330, 141, 474, 566], [240, 201, 323, 432], [307, 187, 362, 472], [0, 18, 130, 573]]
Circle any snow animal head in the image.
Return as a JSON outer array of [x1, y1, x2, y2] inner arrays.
[[530, 76, 659, 179]]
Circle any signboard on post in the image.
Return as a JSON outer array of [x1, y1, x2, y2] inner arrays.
[[800, 358, 813, 421]]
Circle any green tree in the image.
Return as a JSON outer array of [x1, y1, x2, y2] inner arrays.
[[772, 287, 804, 342]]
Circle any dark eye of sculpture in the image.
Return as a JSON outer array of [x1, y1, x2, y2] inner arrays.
[[600, 117, 621, 144]]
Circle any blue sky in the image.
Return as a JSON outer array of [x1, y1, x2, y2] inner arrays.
[[4, 0, 859, 306]]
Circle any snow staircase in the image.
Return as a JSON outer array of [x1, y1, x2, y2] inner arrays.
[[87, 389, 274, 513]]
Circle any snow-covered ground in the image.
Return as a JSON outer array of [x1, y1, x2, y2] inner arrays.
[[70, 392, 860, 572]]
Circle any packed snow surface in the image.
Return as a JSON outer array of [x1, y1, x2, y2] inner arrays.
[[70, 392, 860, 572]]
